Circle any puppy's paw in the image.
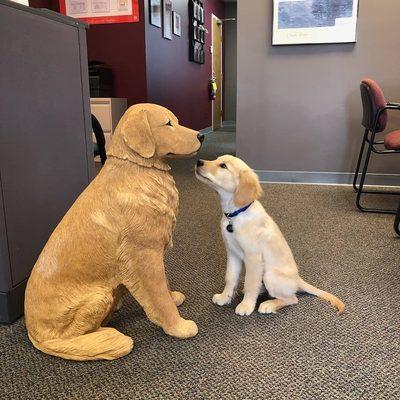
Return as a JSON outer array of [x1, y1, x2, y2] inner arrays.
[[171, 291, 186, 307], [235, 301, 255, 316], [258, 300, 277, 314], [165, 318, 198, 339], [212, 293, 232, 306]]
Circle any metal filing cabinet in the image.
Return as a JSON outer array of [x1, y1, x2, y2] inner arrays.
[[0, 0, 95, 323]]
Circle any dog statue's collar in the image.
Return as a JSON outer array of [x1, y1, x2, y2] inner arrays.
[[107, 153, 171, 172], [224, 202, 253, 233]]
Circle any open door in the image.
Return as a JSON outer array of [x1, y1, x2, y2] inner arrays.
[[212, 14, 223, 131]]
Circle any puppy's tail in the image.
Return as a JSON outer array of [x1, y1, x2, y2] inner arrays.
[[28, 327, 133, 361], [298, 279, 345, 314]]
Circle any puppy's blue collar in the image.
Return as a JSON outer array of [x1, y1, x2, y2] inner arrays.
[[224, 202, 253, 219]]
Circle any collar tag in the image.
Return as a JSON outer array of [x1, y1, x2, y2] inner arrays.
[[226, 221, 234, 233], [224, 202, 253, 233]]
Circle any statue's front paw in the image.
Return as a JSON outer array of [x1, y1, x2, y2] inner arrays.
[[164, 318, 198, 339], [171, 291, 186, 306]]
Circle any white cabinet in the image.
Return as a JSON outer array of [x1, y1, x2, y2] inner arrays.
[[90, 98, 127, 152]]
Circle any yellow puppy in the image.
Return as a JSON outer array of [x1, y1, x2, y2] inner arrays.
[[25, 104, 203, 361], [195, 155, 344, 316]]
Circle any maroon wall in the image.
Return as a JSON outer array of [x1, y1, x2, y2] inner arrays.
[[30, 0, 147, 107], [86, 1, 147, 105], [29, 0, 59, 11], [145, 0, 224, 130], [29, 0, 224, 129]]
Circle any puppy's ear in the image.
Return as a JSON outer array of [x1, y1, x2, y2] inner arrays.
[[234, 169, 263, 207], [121, 110, 155, 158]]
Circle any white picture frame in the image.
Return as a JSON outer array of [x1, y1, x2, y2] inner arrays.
[[272, 0, 359, 45], [173, 11, 181, 36]]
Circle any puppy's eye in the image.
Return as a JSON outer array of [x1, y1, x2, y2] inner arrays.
[[166, 120, 173, 126], [220, 163, 227, 169]]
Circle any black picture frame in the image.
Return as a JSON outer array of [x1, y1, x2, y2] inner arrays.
[[149, 0, 161, 28], [189, 0, 205, 64], [162, 0, 173, 40]]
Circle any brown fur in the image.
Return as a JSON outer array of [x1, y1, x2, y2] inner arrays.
[[25, 104, 201, 361], [234, 169, 263, 207]]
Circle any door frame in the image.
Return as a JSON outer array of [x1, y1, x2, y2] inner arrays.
[[211, 13, 223, 131]]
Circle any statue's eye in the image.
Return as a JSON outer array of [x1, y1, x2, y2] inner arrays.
[[220, 163, 227, 169], [166, 120, 173, 126]]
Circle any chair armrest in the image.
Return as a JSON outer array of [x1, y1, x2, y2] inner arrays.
[[386, 102, 400, 110]]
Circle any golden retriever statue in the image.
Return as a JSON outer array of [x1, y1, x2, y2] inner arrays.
[[25, 103, 203, 361]]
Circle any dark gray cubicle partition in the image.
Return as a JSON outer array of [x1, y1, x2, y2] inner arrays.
[[0, 0, 95, 323]]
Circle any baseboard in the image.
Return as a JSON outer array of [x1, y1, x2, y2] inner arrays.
[[222, 120, 236, 128], [200, 121, 235, 134], [199, 126, 213, 135], [255, 170, 400, 186], [0, 279, 27, 324]]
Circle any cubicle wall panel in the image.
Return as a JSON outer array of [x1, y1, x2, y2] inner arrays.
[[0, 4, 93, 287]]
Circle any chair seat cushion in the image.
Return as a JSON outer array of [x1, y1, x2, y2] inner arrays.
[[384, 130, 400, 150]]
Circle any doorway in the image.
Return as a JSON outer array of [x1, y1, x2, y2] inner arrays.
[[212, 14, 223, 131]]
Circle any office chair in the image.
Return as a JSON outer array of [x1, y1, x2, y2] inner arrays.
[[353, 79, 400, 214], [92, 114, 107, 166], [395, 201, 400, 235]]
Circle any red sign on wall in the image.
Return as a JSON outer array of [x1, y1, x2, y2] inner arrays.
[[59, 0, 139, 24]]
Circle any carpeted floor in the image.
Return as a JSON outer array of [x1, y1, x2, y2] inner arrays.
[[1, 129, 400, 399]]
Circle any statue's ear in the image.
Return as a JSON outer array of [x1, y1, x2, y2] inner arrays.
[[234, 169, 263, 207], [121, 110, 155, 158]]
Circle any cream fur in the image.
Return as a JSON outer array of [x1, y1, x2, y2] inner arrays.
[[25, 104, 201, 361], [195, 155, 345, 316]]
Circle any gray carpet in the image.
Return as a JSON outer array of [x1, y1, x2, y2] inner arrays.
[[1, 130, 400, 399]]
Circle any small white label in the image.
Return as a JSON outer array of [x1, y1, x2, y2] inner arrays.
[[12, 0, 29, 5]]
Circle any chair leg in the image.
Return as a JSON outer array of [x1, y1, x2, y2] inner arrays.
[[355, 139, 373, 212], [395, 200, 400, 236], [353, 128, 369, 192], [354, 125, 399, 214], [355, 138, 397, 214]]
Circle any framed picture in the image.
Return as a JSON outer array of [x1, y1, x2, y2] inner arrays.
[[149, 0, 161, 27], [60, 0, 140, 24], [173, 11, 181, 36], [162, 0, 173, 40], [272, 0, 359, 45]]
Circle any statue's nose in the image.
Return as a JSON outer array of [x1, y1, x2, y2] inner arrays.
[[197, 133, 205, 143]]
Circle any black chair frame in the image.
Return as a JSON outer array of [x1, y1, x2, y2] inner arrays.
[[92, 114, 107, 166], [395, 200, 400, 235], [353, 102, 400, 215]]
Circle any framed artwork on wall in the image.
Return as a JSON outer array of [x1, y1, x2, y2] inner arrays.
[[272, 0, 359, 45], [173, 11, 181, 36], [149, 0, 161, 27], [162, 0, 173, 40], [60, 0, 140, 24], [189, 0, 205, 64]]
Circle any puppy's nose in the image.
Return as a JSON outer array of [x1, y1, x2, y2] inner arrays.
[[196, 159, 204, 168], [197, 133, 205, 143]]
